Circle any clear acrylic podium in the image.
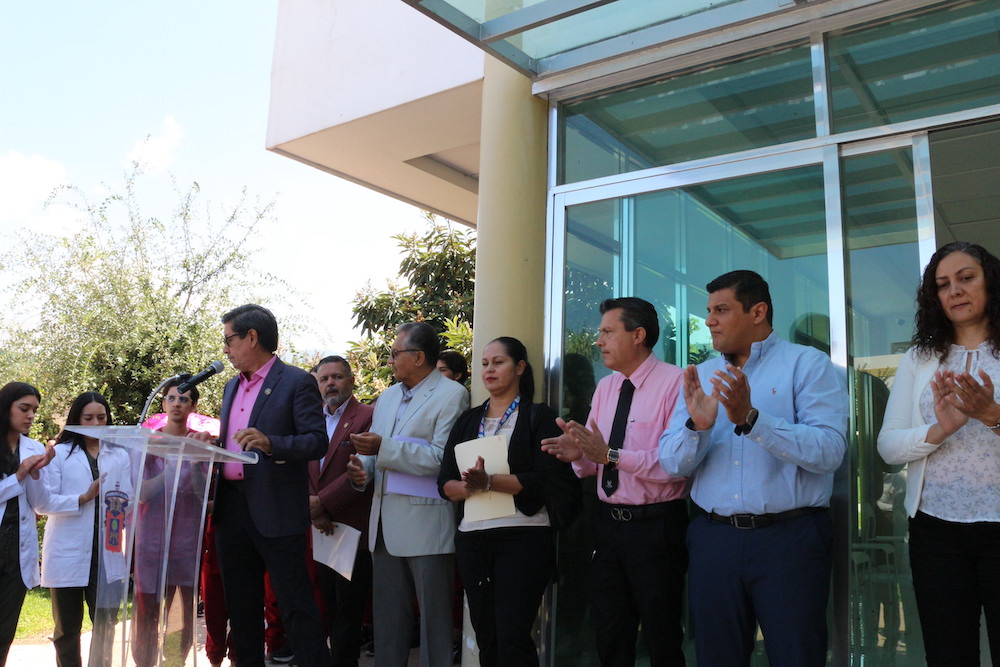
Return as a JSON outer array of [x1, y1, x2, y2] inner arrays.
[[65, 425, 256, 667]]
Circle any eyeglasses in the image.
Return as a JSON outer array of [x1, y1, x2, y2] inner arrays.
[[223, 332, 246, 347], [390, 349, 421, 359], [164, 395, 192, 405]]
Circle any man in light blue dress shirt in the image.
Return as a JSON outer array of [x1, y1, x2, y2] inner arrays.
[[659, 270, 848, 666]]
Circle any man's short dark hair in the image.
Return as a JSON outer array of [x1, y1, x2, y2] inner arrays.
[[163, 377, 199, 404], [312, 355, 353, 378], [397, 322, 439, 366], [222, 304, 279, 353], [706, 270, 774, 325], [599, 297, 659, 349]]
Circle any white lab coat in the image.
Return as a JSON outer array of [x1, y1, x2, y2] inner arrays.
[[40, 443, 133, 588], [0, 435, 51, 589]]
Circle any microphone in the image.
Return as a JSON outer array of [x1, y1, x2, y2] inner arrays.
[[177, 360, 225, 394]]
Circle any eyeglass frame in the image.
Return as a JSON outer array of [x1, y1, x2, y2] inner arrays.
[[223, 331, 246, 347], [390, 348, 422, 360]]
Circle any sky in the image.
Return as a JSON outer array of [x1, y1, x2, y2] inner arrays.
[[0, 1, 429, 354]]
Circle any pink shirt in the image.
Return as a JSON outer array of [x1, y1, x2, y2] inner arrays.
[[572, 352, 689, 505], [222, 355, 277, 480]]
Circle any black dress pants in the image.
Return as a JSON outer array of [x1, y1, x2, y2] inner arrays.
[[214, 480, 328, 667], [910, 511, 1000, 667], [455, 526, 554, 667], [317, 544, 373, 667], [0, 550, 26, 667], [591, 500, 689, 667]]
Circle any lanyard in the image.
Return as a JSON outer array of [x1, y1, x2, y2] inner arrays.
[[478, 395, 520, 438]]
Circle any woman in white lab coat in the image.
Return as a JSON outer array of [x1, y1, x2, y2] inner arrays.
[[41, 392, 132, 667], [0, 382, 52, 667]]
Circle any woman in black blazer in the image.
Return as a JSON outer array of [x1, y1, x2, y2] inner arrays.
[[439, 336, 579, 667]]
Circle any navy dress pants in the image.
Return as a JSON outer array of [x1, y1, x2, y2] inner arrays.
[[687, 510, 832, 667]]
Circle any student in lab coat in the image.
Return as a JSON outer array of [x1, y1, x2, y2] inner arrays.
[[41, 392, 132, 667], [0, 382, 53, 667]]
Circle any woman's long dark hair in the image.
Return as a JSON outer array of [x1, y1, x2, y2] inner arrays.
[[490, 336, 535, 404], [0, 382, 42, 475], [913, 241, 1000, 361], [57, 392, 113, 455]]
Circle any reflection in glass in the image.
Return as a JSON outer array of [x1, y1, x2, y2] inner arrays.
[[842, 147, 922, 663], [560, 44, 815, 184], [829, 0, 1000, 133]]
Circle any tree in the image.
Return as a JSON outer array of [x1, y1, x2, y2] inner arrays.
[[348, 213, 476, 401], [0, 168, 286, 437]]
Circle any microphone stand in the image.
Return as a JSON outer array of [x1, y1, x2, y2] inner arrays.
[[137, 373, 191, 426]]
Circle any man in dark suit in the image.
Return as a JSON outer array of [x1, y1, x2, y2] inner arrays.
[[200, 304, 329, 667], [308, 355, 375, 667]]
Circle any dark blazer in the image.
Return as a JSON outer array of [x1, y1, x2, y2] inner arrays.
[[219, 356, 327, 538], [308, 396, 375, 537], [438, 401, 579, 524]]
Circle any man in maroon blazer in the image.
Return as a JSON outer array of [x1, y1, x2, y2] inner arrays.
[[308, 355, 375, 667]]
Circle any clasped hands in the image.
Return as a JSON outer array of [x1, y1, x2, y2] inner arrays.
[[682, 363, 753, 431], [541, 418, 611, 464], [344, 433, 383, 489], [443, 456, 491, 502], [17, 444, 55, 482], [930, 368, 1000, 438]]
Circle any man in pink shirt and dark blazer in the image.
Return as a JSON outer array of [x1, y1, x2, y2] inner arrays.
[[202, 304, 329, 667], [543, 297, 690, 667], [308, 355, 375, 667]]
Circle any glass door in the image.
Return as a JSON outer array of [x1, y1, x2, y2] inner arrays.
[[550, 151, 835, 665]]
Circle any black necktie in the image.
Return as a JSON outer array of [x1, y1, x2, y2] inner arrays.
[[602, 379, 634, 496]]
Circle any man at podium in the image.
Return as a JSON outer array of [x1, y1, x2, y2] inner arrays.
[[196, 304, 328, 667]]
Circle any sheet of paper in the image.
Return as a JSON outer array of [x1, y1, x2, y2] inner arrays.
[[385, 470, 441, 499], [454, 435, 516, 522], [311, 523, 361, 580]]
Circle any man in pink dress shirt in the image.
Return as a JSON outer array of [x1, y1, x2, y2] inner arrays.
[[543, 297, 689, 666], [199, 304, 329, 667]]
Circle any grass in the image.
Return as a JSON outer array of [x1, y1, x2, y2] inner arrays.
[[14, 588, 92, 644]]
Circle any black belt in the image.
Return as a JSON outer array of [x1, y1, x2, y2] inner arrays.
[[600, 499, 685, 522], [703, 506, 824, 530]]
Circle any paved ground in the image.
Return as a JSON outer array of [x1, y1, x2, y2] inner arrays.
[[8, 615, 424, 666]]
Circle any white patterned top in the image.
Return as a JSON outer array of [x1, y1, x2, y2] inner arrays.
[[920, 342, 1000, 522]]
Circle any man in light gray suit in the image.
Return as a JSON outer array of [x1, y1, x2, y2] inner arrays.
[[347, 322, 469, 667]]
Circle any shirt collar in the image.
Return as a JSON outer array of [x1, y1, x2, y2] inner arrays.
[[727, 329, 780, 366], [240, 354, 277, 386], [326, 399, 350, 420], [401, 373, 430, 401], [621, 350, 660, 390]]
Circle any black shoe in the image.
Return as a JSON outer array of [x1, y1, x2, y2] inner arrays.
[[268, 645, 295, 664], [361, 639, 375, 657]]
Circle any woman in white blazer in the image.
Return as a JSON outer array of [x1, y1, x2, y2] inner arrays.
[[878, 242, 1000, 666], [0, 382, 52, 667], [41, 392, 132, 667]]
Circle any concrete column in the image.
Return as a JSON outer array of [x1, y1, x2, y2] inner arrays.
[[470, 56, 549, 406]]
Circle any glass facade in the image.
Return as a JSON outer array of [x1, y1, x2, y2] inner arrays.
[[559, 43, 815, 183], [548, 0, 1000, 664], [403, 0, 784, 75]]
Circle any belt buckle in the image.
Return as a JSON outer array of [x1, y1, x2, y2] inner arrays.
[[731, 514, 756, 530], [611, 507, 633, 522]]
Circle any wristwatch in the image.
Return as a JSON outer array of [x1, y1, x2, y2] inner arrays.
[[736, 407, 759, 436], [607, 448, 621, 465]]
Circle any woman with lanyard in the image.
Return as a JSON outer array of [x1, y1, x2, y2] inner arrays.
[[878, 241, 1000, 664], [438, 337, 579, 667], [0, 382, 53, 667], [40, 391, 131, 667]]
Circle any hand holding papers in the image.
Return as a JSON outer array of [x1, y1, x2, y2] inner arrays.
[[454, 435, 516, 522], [312, 523, 362, 580]]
